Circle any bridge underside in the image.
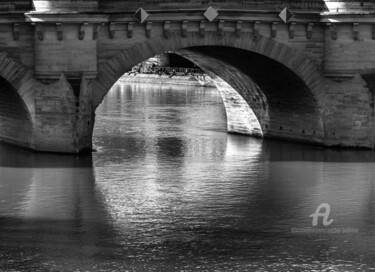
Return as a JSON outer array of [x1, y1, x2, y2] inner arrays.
[[0, 77, 33, 149], [175, 47, 324, 144]]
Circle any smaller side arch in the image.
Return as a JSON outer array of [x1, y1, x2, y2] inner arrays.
[[0, 53, 35, 149]]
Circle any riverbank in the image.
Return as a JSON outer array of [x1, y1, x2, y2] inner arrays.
[[119, 73, 216, 87]]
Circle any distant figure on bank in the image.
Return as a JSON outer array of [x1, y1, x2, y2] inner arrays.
[[169, 69, 177, 78]]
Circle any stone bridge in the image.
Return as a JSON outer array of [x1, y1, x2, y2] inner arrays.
[[1, 0, 375, 153]]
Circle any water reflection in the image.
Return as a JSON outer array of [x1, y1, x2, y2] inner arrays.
[[0, 144, 116, 271], [1, 83, 375, 271], [92, 83, 375, 270]]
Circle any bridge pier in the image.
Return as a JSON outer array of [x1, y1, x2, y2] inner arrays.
[[324, 74, 374, 148], [31, 74, 94, 153]]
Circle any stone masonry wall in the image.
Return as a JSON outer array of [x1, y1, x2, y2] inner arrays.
[[324, 75, 374, 148], [323, 23, 375, 148], [33, 74, 93, 153]]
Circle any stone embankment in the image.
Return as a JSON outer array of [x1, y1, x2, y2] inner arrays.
[[119, 74, 216, 88]]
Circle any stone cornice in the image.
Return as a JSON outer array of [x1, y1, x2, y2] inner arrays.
[[320, 13, 375, 23], [25, 12, 109, 23]]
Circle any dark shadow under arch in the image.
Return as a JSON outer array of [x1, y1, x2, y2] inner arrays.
[[0, 76, 33, 148], [174, 46, 324, 142]]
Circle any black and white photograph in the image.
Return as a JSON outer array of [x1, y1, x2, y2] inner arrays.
[[1, 0, 375, 271]]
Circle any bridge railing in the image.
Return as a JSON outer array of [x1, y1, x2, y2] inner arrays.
[[0, 0, 31, 11], [98, 0, 327, 11]]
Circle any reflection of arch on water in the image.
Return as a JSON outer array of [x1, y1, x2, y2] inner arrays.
[[94, 32, 325, 147]]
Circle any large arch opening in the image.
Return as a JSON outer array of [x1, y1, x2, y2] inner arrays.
[[93, 33, 325, 146], [0, 76, 33, 148]]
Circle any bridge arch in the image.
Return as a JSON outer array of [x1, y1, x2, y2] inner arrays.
[[93, 32, 326, 144], [0, 53, 34, 148]]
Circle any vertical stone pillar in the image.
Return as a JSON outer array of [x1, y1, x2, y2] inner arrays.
[[76, 75, 95, 152], [33, 74, 94, 153], [324, 75, 374, 148]]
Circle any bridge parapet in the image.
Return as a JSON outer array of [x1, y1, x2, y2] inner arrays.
[[324, 1, 375, 13], [30, 0, 327, 12], [32, 0, 98, 11], [0, 0, 31, 11], [3, 1, 375, 14], [98, 0, 326, 12]]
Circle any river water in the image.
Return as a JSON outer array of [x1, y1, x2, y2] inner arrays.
[[1, 82, 375, 271]]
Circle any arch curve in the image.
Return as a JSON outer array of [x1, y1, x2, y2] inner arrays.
[[94, 31, 326, 144], [0, 52, 28, 89], [94, 32, 325, 109], [0, 52, 34, 148]]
